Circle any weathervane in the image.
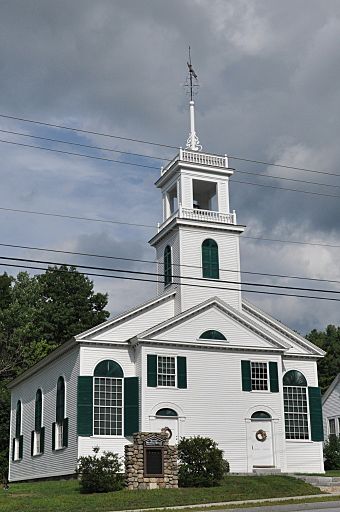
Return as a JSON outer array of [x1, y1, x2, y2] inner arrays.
[[185, 47, 202, 152]]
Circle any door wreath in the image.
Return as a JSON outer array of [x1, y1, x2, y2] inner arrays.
[[255, 429, 267, 442]]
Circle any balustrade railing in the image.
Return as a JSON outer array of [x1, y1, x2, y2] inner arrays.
[[158, 207, 236, 231], [161, 149, 228, 175]]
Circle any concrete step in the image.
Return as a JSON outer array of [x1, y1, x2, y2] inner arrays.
[[253, 468, 282, 475]]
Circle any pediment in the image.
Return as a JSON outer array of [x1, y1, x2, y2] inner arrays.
[[135, 297, 290, 352]]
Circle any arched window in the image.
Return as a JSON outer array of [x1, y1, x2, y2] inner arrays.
[[251, 411, 271, 419], [283, 370, 309, 440], [94, 360, 124, 436], [200, 330, 226, 340], [202, 239, 219, 279], [156, 408, 178, 417], [33, 389, 43, 455], [53, 377, 67, 450], [13, 400, 23, 461], [164, 245, 172, 287], [35, 389, 42, 431], [15, 400, 22, 438]]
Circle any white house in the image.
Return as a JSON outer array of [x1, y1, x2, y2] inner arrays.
[[8, 98, 326, 482], [322, 374, 340, 438]]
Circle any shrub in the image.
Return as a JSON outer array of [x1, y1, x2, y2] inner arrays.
[[178, 436, 227, 487], [324, 435, 340, 470], [76, 447, 124, 493]]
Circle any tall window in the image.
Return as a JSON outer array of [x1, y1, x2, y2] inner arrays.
[[53, 376, 68, 450], [283, 370, 309, 440], [202, 239, 219, 279], [164, 245, 172, 287], [157, 356, 176, 387], [251, 362, 268, 391], [33, 389, 43, 455], [13, 400, 23, 461], [93, 360, 124, 436]]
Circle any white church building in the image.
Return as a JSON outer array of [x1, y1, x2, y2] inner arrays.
[[8, 97, 325, 482]]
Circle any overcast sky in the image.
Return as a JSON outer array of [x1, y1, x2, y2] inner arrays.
[[1, 0, 340, 335]]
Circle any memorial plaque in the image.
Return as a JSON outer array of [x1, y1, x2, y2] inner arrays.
[[144, 447, 163, 476]]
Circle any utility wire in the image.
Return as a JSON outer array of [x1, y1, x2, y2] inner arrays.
[[0, 139, 340, 198], [0, 128, 169, 162], [1, 255, 340, 296], [0, 113, 178, 150], [2, 260, 340, 303], [1, 112, 339, 178], [0, 138, 160, 170], [2, 129, 340, 190], [1, 206, 340, 251], [1, 241, 340, 286]]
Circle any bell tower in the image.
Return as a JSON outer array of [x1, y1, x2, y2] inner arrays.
[[149, 57, 245, 314]]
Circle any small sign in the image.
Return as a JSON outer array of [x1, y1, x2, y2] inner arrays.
[[144, 447, 163, 476]]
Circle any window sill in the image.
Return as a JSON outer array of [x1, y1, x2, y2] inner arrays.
[[53, 446, 67, 452], [12, 458, 22, 463], [91, 435, 125, 439], [32, 452, 43, 458], [285, 439, 313, 443]]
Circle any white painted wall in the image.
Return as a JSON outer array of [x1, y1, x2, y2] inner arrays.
[[323, 379, 340, 437], [9, 347, 80, 482]]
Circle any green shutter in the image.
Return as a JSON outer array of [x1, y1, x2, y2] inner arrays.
[[19, 435, 23, 459], [269, 362, 279, 392], [15, 401, 21, 438], [52, 422, 56, 451], [202, 239, 219, 279], [177, 357, 187, 388], [241, 360, 252, 391], [40, 426, 45, 454], [308, 386, 324, 442], [63, 417, 69, 448], [31, 431, 34, 456], [124, 377, 139, 436], [12, 438, 15, 461], [147, 355, 157, 387], [35, 390, 42, 431], [77, 376, 93, 436], [56, 377, 65, 423]]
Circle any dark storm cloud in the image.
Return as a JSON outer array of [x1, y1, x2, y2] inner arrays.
[[1, 0, 340, 331]]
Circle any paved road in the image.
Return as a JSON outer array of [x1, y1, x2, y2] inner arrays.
[[222, 501, 340, 512]]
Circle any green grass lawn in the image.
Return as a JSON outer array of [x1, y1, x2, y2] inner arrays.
[[0, 475, 322, 512], [325, 470, 340, 477]]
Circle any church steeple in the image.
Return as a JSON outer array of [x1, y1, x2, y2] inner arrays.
[[185, 48, 202, 152], [149, 58, 245, 314]]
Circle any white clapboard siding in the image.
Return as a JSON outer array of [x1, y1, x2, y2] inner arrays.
[[322, 378, 340, 436], [155, 230, 180, 309], [282, 359, 318, 387], [154, 305, 278, 350], [141, 345, 286, 473], [90, 297, 174, 342], [9, 347, 79, 482], [79, 345, 136, 377], [286, 442, 324, 473], [178, 226, 242, 312]]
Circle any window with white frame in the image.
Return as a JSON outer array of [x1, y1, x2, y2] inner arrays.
[[283, 370, 309, 440], [94, 377, 123, 435], [157, 356, 176, 387], [329, 418, 336, 437], [251, 362, 268, 391]]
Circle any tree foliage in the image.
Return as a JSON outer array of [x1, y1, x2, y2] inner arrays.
[[0, 267, 110, 479], [323, 435, 340, 470], [306, 325, 340, 392]]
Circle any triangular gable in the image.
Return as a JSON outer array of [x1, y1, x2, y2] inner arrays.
[[134, 296, 290, 352], [242, 299, 325, 357], [322, 374, 340, 405], [76, 290, 176, 343]]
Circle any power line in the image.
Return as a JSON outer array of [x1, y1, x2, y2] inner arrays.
[[1, 205, 340, 252], [1, 254, 340, 296], [1, 112, 339, 179], [0, 113, 178, 149], [2, 137, 340, 199], [0, 128, 169, 163], [2, 259, 340, 303], [0, 138, 160, 170], [3, 128, 340, 190], [229, 155, 340, 179], [1, 241, 340, 286]]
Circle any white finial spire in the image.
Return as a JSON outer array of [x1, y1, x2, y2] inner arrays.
[[185, 47, 202, 152]]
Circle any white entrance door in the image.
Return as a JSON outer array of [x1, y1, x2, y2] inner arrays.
[[251, 420, 274, 467], [152, 417, 179, 446]]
